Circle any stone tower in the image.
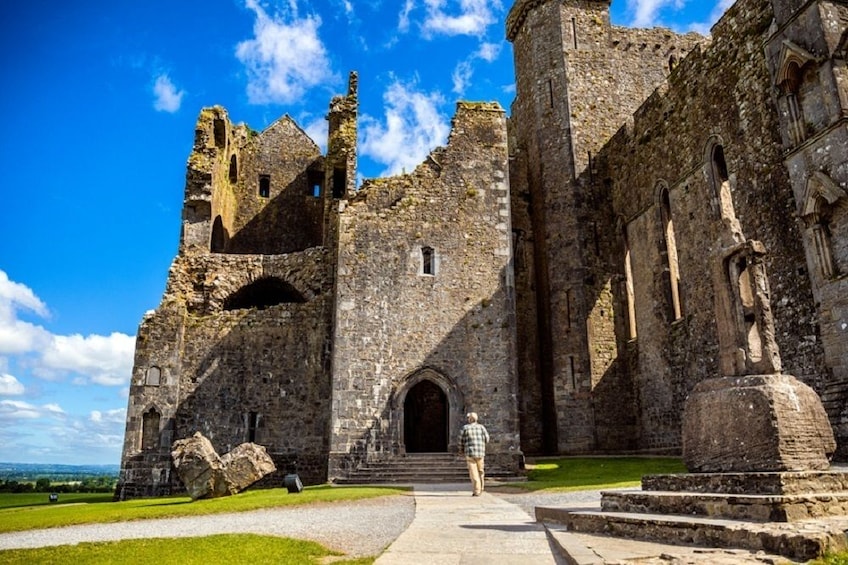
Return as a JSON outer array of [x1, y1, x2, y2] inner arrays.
[[506, 0, 705, 454]]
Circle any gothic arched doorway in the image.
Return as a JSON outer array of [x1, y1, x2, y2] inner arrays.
[[404, 379, 448, 452]]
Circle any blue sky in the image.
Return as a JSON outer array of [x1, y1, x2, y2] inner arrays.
[[0, 0, 732, 466]]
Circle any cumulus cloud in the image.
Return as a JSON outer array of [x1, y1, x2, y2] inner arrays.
[[0, 399, 63, 421], [39, 333, 135, 386], [236, 0, 338, 105], [152, 74, 185, 113], [421, 0, 501, 37], [0, 374, 24, 395], [360, 79, 450, 176], [0, 270, 134, 387]]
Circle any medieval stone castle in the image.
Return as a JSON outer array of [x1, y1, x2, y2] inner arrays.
[[117, 0, 848, 497]]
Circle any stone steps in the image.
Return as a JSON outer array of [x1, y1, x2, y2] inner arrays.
[[602, 489, 848, 522], [333, 453, 525, 484], [536, 507, 848, 561]]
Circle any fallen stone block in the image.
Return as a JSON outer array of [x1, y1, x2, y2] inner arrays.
[[171, 431, 276, 500]]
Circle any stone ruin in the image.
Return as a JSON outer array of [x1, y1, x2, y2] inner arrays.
[[170, 432, 276, 500]]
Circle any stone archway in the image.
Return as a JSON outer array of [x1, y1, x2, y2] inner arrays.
[[403, 379, 448, 452]]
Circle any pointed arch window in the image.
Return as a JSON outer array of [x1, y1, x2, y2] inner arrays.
[[775, 40, 815, 146], [141, 407, 161, 450], [801, 172, 847, 280], [658, 186, 683, 322]]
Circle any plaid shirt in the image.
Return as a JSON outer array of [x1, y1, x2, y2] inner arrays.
[[460, 422, 489, 458]]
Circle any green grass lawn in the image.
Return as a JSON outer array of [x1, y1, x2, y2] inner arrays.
[[0, 485, 406, 533], [516, 456, 687, 492], [0, 534, 372, 565], [0, 492, 113, 510]]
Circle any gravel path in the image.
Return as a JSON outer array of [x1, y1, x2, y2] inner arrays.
[[0, 488, 612, 558], [0, 495, 416, 558]]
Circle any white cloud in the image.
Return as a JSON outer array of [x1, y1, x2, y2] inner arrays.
[[0, 271, 48, 319], [90, 407, 126, 424], [303, 116, 329, 152], [0, 374, 24, 395], [152, 74, 185, 113], [0, 399, 40, 419], [421, 0, 501, 37], [475, 42, 501, 62], [452, 60, 473, 94], [40, 332, 136, 387], [398, 0, 415, 33], [626, 0, 682, 27], [0, 271, 135, 387], [360, 79, 450, 176], [236, 0, 338, 105]]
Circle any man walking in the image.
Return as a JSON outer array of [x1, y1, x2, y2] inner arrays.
[[460, 412, 489, 496]]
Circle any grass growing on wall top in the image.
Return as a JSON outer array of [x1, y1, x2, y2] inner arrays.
[[0, 485, 406, 534]]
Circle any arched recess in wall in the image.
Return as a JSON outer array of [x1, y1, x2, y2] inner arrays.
[[706, 139, 743, 243], [801, 171, 848, 279], [141, 407, 161, 450], [657, 183, 683, 322], [211, 215, 229, 253], [616, 216, 637, 339], [775, 40, 816, 146], [393, 368, 464, 454], [223, 277, 306, 311]]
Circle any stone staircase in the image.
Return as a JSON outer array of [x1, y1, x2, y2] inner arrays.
[[332, 453, 524, 485], [536, 470, 848, 562]]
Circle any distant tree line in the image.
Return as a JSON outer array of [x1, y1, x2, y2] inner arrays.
[[0, 476, 117, 493]]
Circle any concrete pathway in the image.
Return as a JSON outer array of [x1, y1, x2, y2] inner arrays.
[[375, 483, 564, 564]]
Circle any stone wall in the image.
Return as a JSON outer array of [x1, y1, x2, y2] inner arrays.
[[593, 0, 828, 450], [329, 102, 522, 477]]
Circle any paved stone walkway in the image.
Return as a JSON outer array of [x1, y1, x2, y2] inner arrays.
[[376, 483, 565, 564]]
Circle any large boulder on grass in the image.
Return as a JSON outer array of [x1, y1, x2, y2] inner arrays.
[[171, 432, 276, 500], [682, 374, 835, 473]]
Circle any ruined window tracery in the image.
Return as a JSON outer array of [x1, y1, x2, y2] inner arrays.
[[145, 366, 161, 386], [775, 41, 815, 146], [658, 185, 683, 322], [801, 172, 848, 280]]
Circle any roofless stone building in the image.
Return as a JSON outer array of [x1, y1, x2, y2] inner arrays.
[[117, 0, 848, 498]]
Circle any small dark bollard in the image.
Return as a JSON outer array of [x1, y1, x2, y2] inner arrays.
[[284, 474, 303, 493], [48, 493, 59, 503]]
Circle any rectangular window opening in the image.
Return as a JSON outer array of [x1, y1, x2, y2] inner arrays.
[[308, 170, 323, 198], [333, 168, 347, 199], [259, 175, 271, 198]]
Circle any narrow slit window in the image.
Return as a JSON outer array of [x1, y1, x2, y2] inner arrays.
[[659, 186, 683, 322], [247, 411, 260, 443], [259, 175, 270, 198], [333, 168, 347, 199], [141, 408, 161, 450], [422, 247, 435, 275]]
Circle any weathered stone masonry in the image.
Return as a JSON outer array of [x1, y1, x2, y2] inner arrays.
[[118, 0, 848, 497]]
